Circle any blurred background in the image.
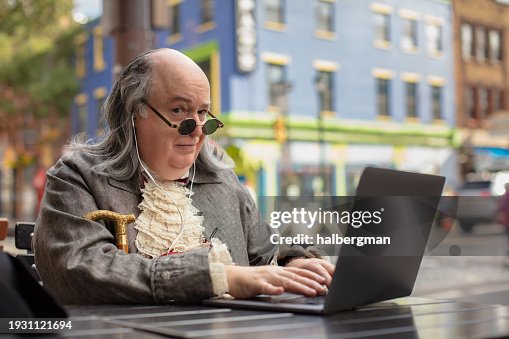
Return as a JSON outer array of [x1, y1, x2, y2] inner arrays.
[[1, 0, 509, 222], [0, 0, 509, 305]]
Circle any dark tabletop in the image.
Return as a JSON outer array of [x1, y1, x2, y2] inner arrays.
[[56, 297, 509, 338]]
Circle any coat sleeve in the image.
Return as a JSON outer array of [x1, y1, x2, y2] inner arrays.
[[33, 157, 214, 305], [235, 181, 279, 266]]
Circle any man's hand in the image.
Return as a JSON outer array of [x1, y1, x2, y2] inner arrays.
[[285, 258, 335, 287], [223, 265, 328, 299]]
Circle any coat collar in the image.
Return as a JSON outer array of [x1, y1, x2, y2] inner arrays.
[[106, 176, 141, 196], [189, 168, 222, 185], [106, 168, 222, 194]]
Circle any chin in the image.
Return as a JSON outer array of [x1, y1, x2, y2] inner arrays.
[[171, 160, 195, 173]]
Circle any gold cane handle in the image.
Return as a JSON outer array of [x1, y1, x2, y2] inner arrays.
[[84, 210, 135, 253]]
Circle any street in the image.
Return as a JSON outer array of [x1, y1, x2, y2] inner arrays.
[[413, 223, 509, 306]]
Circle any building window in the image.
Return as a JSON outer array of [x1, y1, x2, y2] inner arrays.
[[267, 63, 288, 110], [169, 0, 181, 37], [479, 87, 489, 118], [461, 23, 473, 60], [401, 18, 417, 51], [492, 89, 506, 112], [431, 85, 442, 120], [316, 0, 334, 33], [465, 86, 476, 119], [316, 70, 333, 112], [426, 23, 443, 56], [492, 89, 501, 112], [377, 78, 390, 116], [374, 12, 390, 44], [405, 82, 418, 118], [475, 26, 486, 62], [265, 0, 284, 24], [489, 29, 502, 62], [200, 0, 214, 25]]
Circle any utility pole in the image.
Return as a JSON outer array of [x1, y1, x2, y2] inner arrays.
[[315, 73, 328, 191], [103, 0, 152, 78]]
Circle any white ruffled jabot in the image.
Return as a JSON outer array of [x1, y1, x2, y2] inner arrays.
[[133, 176, 232, 297], [134, 179, 205, 257]]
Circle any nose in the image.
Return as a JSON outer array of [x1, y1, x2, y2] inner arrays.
[[188, 114, 204, 137], [189, 124, 203, 137]]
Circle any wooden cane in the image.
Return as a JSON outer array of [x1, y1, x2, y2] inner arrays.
[[84, 210, 135, 253]]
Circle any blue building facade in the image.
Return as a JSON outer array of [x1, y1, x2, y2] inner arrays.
[[73, 0, 457, 199], [72, 23, 114, 137]]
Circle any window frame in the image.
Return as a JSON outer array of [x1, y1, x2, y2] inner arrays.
[[475, 26, 486, 62], [426, 22, 443, 57], [465, 86, 476, 120], [370, 3, 393, 50], [488, 29, 502, 63], [461, 22, 473, 60], [377, 78, 391, 117], [266, 62, 289, 112], [315, 0, 335, 35], [400, 12, 418, 53], [264, 0, 285, 30], [197, 0, 215, 33], [200, 0, 214, 24], [374, 12, 391, 46], [316, 70, 334, 114], [405, 81, 418, 118], [431, 84, 443, 121], [168, 0, 182, 43]]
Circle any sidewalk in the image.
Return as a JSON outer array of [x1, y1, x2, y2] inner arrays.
[[413, 256, 509, 305]]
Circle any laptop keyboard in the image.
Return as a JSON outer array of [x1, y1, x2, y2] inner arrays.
[[254, 294, 326, 305], [281, 295, 326, 305]]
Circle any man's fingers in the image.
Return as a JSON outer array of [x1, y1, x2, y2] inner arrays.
[[280, 268, 326, 294], [292, 259, 335, 287], [261, 282, 284, 295], [287, 264, 331, 287], [286, 266, 326, 284], [321, 261, 336, 276], [279, 277, 317, 297]]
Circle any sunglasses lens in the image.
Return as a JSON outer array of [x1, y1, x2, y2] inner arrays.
[[178, 119, 196, 135], [202, 120, 219, 135]]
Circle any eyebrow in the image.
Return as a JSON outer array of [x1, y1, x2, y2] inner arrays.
[[168, 96, 211, 108], [169, 96, 192, 104]]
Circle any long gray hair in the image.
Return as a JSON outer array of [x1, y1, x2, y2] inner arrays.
[[68, 48, 232, 181]]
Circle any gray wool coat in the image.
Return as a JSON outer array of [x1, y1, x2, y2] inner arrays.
[[33, 150, 278, 305]]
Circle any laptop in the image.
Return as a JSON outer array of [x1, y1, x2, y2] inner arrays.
[[204, 167, 445, 314]]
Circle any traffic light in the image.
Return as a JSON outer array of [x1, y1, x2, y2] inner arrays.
[[274, 115, 287, 143]]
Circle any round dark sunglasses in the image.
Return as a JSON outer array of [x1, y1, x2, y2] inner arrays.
[[141, 100, 224, 135]]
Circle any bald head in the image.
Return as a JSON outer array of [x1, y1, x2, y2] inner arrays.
[[148, 49, 209, 91]]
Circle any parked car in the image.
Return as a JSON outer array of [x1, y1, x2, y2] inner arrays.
[[455, 172, 509, 232]]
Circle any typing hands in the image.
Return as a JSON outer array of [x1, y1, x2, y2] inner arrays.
[[224, 259, 334, 299]]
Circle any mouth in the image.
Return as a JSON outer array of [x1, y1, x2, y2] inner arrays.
[[175, 143, 197, 153]]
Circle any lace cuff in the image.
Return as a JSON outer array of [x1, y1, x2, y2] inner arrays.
[[208, 238, 234, 297], [209, 262, 228, 297]]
